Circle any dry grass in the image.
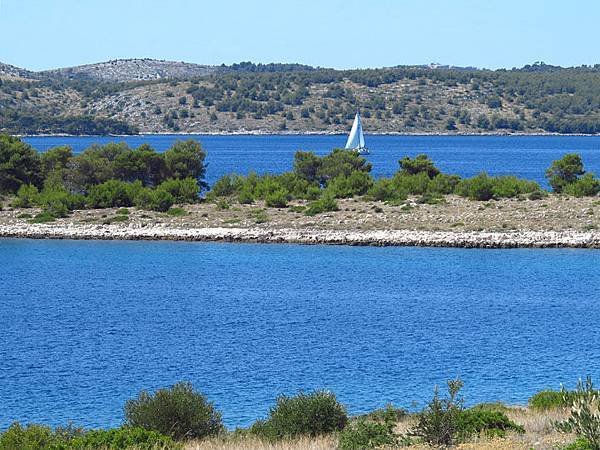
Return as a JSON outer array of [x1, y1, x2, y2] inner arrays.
[[179, 408, 576, 450], [184, 435, 337, 450]]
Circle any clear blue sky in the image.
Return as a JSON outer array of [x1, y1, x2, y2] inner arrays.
[[1, 0, 598, 71]]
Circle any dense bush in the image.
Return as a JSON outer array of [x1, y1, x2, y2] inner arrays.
[[339, 405, 405, 450], [0, 134, 42, 193], [338, 419, 397, 450], [411, 379, 465, 447], [456, 173, 541, 200], [156, 177, 199, 203], [86, 180, 141, 208], [37, 187, 85, 218], [251, 391, 348, 440], [305, 193, 339, 216], [264, 188, 289, 208], [367, 178, 406, 202], [546, 153, 586, 193], [12, 184, 40, 208], [455, 173, 496, 201], [399, 154, 441, 178], [456, 408, 524, 439], [529, 390, 571, 410], [68, 427, 179, 450], [563, 173, 600, 197], [0, 423, 178, 450], [124, 381, 224, 441], [325, 171, 373, 198]]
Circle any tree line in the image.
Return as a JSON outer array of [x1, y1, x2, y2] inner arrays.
[[1, 135, 598, 223]]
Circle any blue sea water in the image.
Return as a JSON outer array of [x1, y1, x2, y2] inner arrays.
[[1, 239, 600, 429], [23, 134, 600, 188]]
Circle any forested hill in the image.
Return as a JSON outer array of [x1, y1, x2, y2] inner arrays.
[[1, 59, 599, 135]]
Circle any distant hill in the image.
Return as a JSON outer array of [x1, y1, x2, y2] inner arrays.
[[0, 62, 33, 80], [1, 59, 599, 135], [38, 58, 218, 82]]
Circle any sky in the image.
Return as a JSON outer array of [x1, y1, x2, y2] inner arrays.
[[0, 0, 598, 71]]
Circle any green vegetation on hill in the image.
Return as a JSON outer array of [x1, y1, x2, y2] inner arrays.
[[1, 61, 600, 135]]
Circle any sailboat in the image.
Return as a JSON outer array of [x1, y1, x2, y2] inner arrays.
[[345, 111, 369, 155]]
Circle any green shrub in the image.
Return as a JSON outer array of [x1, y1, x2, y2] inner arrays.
[[563, 437, 596, 450], [134, 188, 174, 212], [428, 174, 461, 195], [116, 208, 130, 215], [491, 176, 541, 198], [305, 193, 339, 216], [37, 187, 85, 218], [124, 381, 224, 441], [276, 172, 316, 199], [208, 174, 241, 198], [0, 423, 178, 450], [325, 171, 373, 198], [87, 180, 142, 208], [251, 390, 347, 440], [556, 377, 600, 449], [12, 184, 39, 208], [0, 423, 62, 450], [237, 187, 254, 204], [411, 379, 465, 447], [166, 207, 187, 217], [367, 178, 399, 202], [398, 154, 441, 178], [69, 427, 179, 449], [102, 215, 129, 224], [29, 211, 57, 223], [529, 390, 568, 410], [157, 177, 199, 203], [456, 408, 524, 439], [253, 176, 284, 200], [338, 419, 396, 450], [215, 199, 230, 210], [265, 188, 289, 208], [456, 173, 495, 201], [392, 172, 430, 195], [546, 153, 586, 193], [563, 173, 600, 197]]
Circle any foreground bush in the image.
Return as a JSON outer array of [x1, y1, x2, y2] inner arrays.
[[124, 381, 224, 441], [251, 390, 348, 440], [69, 427, 179, 449], [338, 419, 397, 450], [456, 408, 524, 439], [339, 406, 404, 450], [411, 379, 465, 447], [556, 377, 600, 449], [529, 390, 569, 410], [0, 423, 177, 450]]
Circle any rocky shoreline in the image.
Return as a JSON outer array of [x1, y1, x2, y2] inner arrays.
[[2, 223, 600, 248]]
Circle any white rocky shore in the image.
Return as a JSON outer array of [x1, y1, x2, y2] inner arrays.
[[1, 223, 600, 248]]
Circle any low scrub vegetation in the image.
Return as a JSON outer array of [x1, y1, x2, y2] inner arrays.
[[249, 390, 347, 440], [2, 135, 599, 223], [124, 381, 224, 441], [1, 379, 597, 449]]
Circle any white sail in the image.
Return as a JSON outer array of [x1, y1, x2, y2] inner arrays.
[[345, 112, 366, 150]]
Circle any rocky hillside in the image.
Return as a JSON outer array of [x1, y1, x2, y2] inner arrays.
[[39, 58, 217, 82], [1, 60, 599, 135], [0, 62, 33, 80]]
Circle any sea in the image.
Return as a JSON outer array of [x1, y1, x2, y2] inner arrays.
[[1, 134, 599, 429]]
